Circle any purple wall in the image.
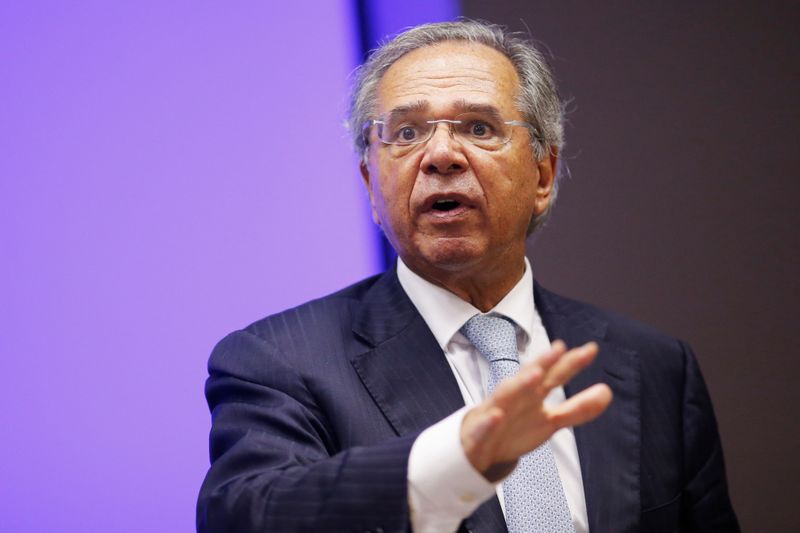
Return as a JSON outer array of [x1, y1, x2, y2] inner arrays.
[[0, 2, 377, 531]]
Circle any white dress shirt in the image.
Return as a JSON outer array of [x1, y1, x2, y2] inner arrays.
[[399, 258, 589, 533]]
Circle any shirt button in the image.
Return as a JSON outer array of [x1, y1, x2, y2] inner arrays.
[[459, 492, 476, 503]]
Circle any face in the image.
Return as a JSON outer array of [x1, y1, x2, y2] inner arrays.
[[361, 42, 557, 282]]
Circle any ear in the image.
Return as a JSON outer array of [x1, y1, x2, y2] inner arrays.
[[533, 146, 558, 216], [359, 158, 381, 226]]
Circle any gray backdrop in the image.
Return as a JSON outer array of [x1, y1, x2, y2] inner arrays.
[[460, 1, 800, 531]]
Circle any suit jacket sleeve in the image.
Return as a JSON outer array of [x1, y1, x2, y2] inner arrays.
[[196, 329, 415, 533], [680, 341, 739, 532]]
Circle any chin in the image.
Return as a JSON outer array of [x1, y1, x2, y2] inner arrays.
[[414, 237, 486, 272]]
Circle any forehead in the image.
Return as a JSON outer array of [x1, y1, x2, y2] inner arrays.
[[376, 41, 521, 117]]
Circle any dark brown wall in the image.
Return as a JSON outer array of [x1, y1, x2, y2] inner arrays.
[[460, 1, 800, 530]]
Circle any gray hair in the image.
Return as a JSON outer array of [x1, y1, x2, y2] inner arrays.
[[347, 20, 565, 234]]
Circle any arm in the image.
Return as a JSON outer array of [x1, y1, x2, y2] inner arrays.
[[680, 341, 740, 532], [196, 330, 414, 533], [409, 340, 611, 532], [198, 332, 611, 532]]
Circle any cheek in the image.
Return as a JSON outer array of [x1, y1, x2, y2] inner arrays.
[[505, 153, 539, 199], [378, 159, 416, 204], [489, 164, 539, 227]]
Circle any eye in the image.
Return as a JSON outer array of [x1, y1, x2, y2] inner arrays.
[[398, 126, 418, 142], [470, 121, 489, 137]]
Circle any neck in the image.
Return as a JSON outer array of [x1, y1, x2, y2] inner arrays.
[[403, 255, 526, 312]]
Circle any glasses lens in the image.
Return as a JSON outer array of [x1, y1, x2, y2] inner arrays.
[[378, 115, 432, 145], [453, 112, 511, 147], [372, 112, 519, 148]]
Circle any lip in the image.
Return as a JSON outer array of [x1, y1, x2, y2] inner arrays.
[[425, 204, 472, 219], [417, 192, 478, 225], [419, 192, 477, 212], [417, 192, 478, 222]]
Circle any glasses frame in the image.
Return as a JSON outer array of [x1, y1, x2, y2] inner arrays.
[[362, 114, 542, 150]]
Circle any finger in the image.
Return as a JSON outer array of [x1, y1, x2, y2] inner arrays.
[[490, 341, 572, 406], [488, 341, 587, 408], [491, 362, 545, 405], [529, 339, 567, 372], [496, 340, 566, 398], [548, 383, 613, 429], [539, 341, 599, 391]]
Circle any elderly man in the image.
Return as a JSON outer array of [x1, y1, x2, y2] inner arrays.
[[197, 21, 738, 533]]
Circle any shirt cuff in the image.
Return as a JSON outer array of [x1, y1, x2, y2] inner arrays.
[[408, 406, 498, 533]]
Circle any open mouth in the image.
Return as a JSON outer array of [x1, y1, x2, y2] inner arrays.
[[431, 199, 462, 212]]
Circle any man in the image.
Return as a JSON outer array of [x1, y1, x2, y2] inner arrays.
[[197, 21, 738, 532]]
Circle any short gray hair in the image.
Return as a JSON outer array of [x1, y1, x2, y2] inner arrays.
[[347, 20, 565, 234]]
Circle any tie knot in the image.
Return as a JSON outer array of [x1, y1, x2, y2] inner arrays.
[[460, 314, 519, 364]]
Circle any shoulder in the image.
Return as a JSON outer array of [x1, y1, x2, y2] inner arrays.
[[242, 271, 385, 343], [538, 283, 683, 345], [207, 272, 387, 378], [535, 283, 691, 375]]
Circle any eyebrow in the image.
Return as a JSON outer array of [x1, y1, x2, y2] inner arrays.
[[384, 99, 504, 121], [451, 100, 503, 118], [385, 100, 430, 121]]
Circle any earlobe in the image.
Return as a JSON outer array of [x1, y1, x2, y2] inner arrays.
[[359, 160, 381, 226], [533, 147, 558, 215], [359, 160, 370, 188]]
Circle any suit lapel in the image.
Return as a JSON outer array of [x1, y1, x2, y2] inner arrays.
[[351, 271, 643, 531], [535, 282, 641, 533], [350, 268, 507, 532], [350, 268, 465, 436]]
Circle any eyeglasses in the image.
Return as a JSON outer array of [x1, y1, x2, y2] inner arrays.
[[363, 111, 540, 150]]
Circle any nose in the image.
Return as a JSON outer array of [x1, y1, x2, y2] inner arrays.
[[419, 122, 469, 176]]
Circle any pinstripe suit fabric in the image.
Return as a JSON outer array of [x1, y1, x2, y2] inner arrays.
[[197, 267, 738, 533]]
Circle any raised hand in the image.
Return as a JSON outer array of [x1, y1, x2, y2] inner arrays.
[[460, 340, 613, 481]]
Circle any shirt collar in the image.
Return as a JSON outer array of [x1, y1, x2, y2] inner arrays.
[[396, 257, 536, 351]]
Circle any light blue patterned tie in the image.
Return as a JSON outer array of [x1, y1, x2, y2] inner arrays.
[[461, 314, 576, 533]]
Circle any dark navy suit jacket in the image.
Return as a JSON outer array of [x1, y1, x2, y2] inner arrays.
[[197, 268, 739, 532]]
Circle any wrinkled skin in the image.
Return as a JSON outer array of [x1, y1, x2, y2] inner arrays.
[[360, 41, 557, 311]]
